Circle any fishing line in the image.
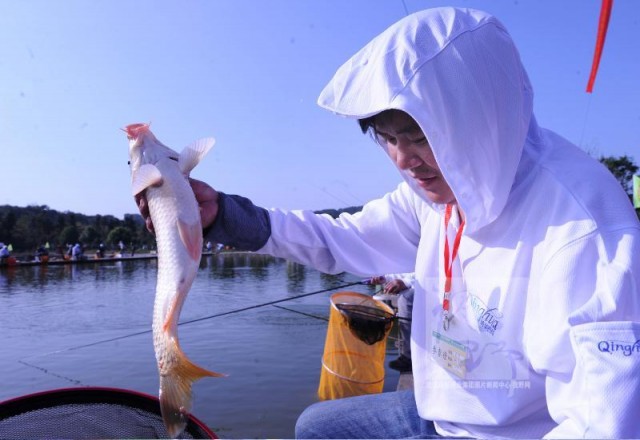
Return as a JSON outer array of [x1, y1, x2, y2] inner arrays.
[[17, 359, 85, 386], [578, 93, 593, 149], [271, 304, 329, 322], [179, 280, 364, 326], [19, 280, 365, 362], [400, 0, 409, 16]]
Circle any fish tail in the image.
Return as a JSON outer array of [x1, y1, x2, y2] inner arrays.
[[159, 338, 226, 438]]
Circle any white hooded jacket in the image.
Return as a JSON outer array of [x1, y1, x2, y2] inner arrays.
[[259, 7, 640, 439]]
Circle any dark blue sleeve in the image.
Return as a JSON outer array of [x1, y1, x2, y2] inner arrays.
[[203, 192, 271, 251]]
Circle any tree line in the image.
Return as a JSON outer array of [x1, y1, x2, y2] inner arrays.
[[1, 155, 637, 255], [0, 206, 152, 255]]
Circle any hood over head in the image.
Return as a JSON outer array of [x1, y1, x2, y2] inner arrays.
[[318, 7, 536, 233]]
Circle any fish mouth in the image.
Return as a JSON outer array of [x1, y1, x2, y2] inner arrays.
[[123, 123, 151, 140]]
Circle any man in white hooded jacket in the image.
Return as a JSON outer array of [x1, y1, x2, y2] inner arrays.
[[137, 7, 640, 439]]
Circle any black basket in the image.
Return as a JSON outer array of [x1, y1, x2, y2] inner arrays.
[[0, 387, 216, 439]]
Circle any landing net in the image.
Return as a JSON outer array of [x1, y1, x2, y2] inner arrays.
[[0, 387, 215, 439]]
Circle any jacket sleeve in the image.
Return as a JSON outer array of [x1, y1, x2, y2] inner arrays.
[[203, 192, 271, 251], [529, 228, 640, 439], [258, 183, 423, 276]]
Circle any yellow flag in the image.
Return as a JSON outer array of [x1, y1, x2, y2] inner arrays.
[[634, 175, 640, 209]]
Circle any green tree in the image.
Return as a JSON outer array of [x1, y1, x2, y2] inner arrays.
[[599, 154, 640, 220], [11, 216, 32, 250], [134, 222, 154, 249], [79, 226, 101, 248], [0, 205, 154, 253], [599, 155, 638, 198], [106, 226, 132, 246], [0, 209, 17, 245], [33, 206, 55, 245], [59, 225, 80, 246]]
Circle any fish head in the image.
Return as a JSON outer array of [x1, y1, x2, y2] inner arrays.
[[125, 123, 153, 174], [124, 123, 177, 175], [124, 122, 150, 139]]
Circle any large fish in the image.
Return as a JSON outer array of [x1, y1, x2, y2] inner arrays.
[[125, 123, 224, 438]]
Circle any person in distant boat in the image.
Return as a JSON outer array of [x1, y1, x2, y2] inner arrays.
[[136, 7, 640, 439], [97, 242, 106, 259], [0, 243, 10, 264], [35, 245, 49, 262], [370, 272, 414, 373], [71, 243, 83, 261]]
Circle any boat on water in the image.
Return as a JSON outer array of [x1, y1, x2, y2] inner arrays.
[[0, 254, 154, 268], [0, 251, 227, 268], [0, 256, 18, 267]]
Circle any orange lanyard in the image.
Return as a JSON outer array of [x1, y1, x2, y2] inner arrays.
[[442, 204, 465, 330]]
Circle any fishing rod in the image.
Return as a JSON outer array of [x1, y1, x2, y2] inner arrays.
[[271, 305, 329, 322], [179, 280, 365, 326], [21, 280, 367, 359]]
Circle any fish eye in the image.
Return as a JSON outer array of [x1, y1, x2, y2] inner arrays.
[[127, 160, 131, 165]]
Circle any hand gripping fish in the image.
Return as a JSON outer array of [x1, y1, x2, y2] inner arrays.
[[125, 123, 224, 438]]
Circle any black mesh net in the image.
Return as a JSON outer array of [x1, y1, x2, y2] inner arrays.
[[335, 303, 395, 345], [0, 387, 215, 439]]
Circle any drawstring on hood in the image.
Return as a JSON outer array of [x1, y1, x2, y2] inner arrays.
[[318, 7, 536, 234]]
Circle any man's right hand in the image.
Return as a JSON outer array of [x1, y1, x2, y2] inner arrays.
[[134, 178, 220, 234], [383, 279, 408, 295]]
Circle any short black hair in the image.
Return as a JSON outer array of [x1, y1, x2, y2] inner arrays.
[[358, 109, 411, 135], [358, 115, 377, 134]]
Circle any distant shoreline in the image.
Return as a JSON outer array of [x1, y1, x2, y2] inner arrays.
[[0, 250, 253, 268]]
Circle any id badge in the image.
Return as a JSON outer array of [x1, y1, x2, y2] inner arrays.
[[431, 330, 468, 378]]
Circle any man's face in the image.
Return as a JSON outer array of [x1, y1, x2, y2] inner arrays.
[[373, 110, 456, 205]]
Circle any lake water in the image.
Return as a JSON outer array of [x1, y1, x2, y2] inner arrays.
[[0, 253, 402, 439]]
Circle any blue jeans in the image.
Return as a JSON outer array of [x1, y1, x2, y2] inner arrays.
[[295, 390, 441, 438]]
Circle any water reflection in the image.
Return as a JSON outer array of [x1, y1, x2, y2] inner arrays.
[[201, 252, 279, 280], [286, 261, 306, 292], [320, 270, 352, 290]]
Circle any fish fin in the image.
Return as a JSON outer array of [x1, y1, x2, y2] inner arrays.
[[178, 138, 215, 175], [177, 218, 202, 262], [162, 287, 182, 333], [162, 280, 191, 333], [159, 338, 226, 438], [131, 164, 163, 196]]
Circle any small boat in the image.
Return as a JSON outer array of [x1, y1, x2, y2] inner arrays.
[[0, 256, 18, 267]]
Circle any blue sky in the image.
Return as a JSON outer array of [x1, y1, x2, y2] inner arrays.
[[1, 0, 639, 218]]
